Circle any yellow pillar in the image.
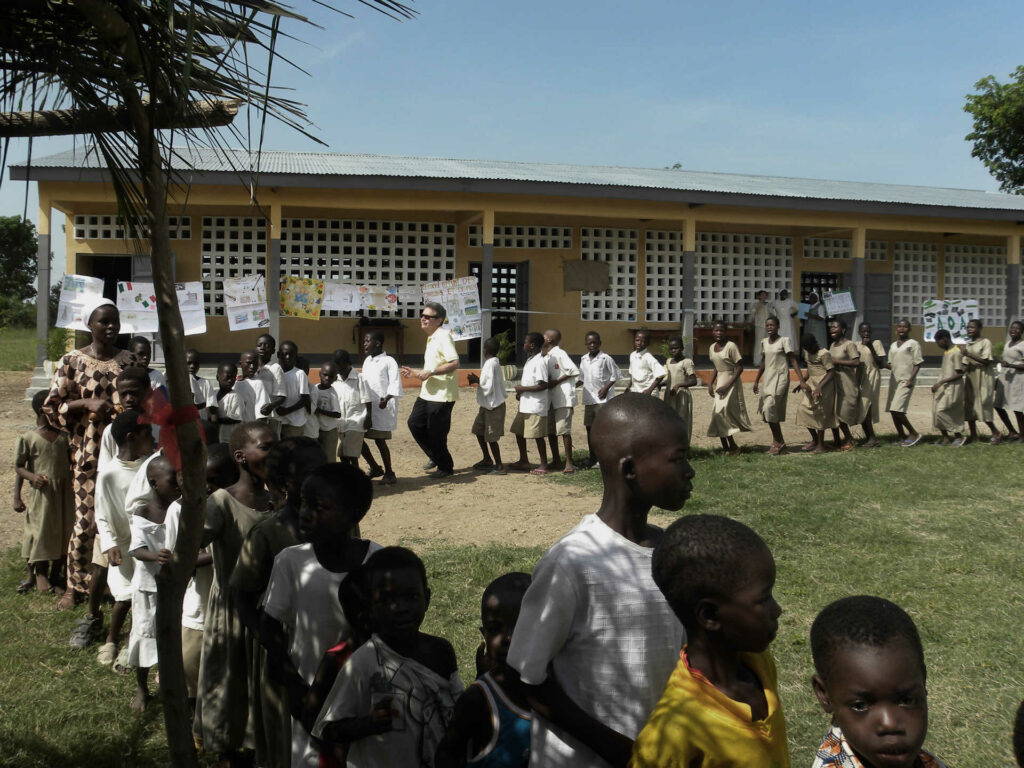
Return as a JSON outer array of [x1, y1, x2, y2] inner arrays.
[[268, 201, 282, 341], [1007, 234, 1021, 323], [850, 226, 866, 327]]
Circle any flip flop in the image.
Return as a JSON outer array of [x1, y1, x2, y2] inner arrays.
[[951, 437, 966, 447], [902, 435, 921, 447], [472, 460, 495, 470], [487, 467, 507, 475], [529, 468, 549, 476], [562, 466, 577, 475], [16, 580, 34, 594], [508, 462, 532, 472]]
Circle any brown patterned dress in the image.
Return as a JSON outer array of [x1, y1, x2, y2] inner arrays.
[[43, 347, 134, 593]]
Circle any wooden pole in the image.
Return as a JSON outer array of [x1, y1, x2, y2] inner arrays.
[[0, 99, 240, 138]]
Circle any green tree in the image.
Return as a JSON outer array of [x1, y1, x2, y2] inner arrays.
[[0, 216, 38, 301], [965, 66, 1024, 193]]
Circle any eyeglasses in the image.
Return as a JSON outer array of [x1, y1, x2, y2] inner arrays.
[[420, 313, 439, 320]]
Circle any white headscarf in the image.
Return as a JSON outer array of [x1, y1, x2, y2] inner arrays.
[[80, 296, 116, 326]]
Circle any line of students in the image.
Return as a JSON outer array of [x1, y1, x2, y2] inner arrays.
[[15, 370, 962, 767]]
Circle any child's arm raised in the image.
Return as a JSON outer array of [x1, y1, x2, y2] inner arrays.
[[130, 544, 172, 565], [433, 685, 490, 768]]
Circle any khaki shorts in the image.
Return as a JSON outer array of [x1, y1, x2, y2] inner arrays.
[[511, 411, 547, 439], [339, 429, 366, 459], [280, 423, 306, 439], [365, 428, 392, 441], [584, 403, 602, 427], [547, 406, 574, 436], [92, 536, 108, 568], [472, 403, 506, 442], [318, 428, 339, 463]]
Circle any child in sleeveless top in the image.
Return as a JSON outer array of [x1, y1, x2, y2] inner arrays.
[[435, 573, 533, 768]]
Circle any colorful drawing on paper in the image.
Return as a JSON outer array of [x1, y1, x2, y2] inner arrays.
[[56, 274, 106, 331], [322, 282, 358, 312], [280, 276, 325, 320], [224, 274, 270, 331], [922, 298, 979, 343], [421, 276, 482, 342]]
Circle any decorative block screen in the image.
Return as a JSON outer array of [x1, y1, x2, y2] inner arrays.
[[803, 238, 850, 260], [468, 224, 573, 249], [644, 230, 683, 322], [892, 242, 938, 322], [580, 228, 638, 321], [280, 219, 456, 318], [944, 244, 1006, 325], [867, 240, 889, 262], [74, 214, 191, 240], [695, 232, 793, 323], [201, 216, 267, 315]]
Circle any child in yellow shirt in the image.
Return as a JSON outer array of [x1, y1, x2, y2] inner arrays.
[[631, 514, 790, 768]]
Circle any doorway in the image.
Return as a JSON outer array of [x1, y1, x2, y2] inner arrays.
[[863, 273, 894, 346], [468, 261, 530, 365]]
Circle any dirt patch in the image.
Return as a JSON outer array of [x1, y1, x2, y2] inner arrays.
[[0, 370, 941, 551]]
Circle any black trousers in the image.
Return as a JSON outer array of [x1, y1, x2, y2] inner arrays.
[[407, 398, 455, 472]]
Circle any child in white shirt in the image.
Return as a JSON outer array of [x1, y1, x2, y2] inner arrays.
[[467, 336, 507, 474], [627, 329, 666, 395], [332, 349, 372, 467], [313, 361, 343, 462], [186, 348, 214, 417], [276, 341, 310, 438], [360, 333, 402, 484], [579, 331, 621, 467], [509, 332, 550, 475], [209, 361, 250, 445], [542, 329, 580, 473]]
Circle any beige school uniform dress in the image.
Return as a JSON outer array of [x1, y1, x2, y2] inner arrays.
[[964, 337, 996, 421], [15, 430, 74, 564], [856, 339, 886, 424], [886, 339, 923, 414], [707, 341, 751, 438], [933, 347, 965, 432], [797, 349, 838, 430], [757, 336, 792, 423], [997, 340, 1024, 413], [829, 339, 862, 425], [664, 358, 695, 447]]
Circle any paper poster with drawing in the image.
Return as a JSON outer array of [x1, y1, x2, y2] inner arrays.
[[322, 281, 358, 312], [421, 276, 481, 341], [823, 289, 856, 315], [115, 280, 207, 335], [224, 274, 270, 331], [56, 274, 106, 331], [922, 298, 979, 343], [280, 276, 325, 320]]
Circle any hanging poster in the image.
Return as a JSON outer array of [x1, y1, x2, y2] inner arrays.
[[357, 284, 396, 312], [322, 282, 358, 312], [922, 298, 979, 343], [224, 274, 270, 331], [56, 274, 106, 331], [823, 289, 856, 315], [280, 276, 325, 320], [115, 280, 207, 335], [421, 276, 481, 342]]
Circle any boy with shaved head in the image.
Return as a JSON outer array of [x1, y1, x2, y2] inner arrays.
[[507, 393, 693, 767]]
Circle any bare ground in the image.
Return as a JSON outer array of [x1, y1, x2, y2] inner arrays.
[[0, 370, 944, 550]]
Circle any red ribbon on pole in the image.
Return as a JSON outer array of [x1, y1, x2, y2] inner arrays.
[[143, 389, 205, 469]]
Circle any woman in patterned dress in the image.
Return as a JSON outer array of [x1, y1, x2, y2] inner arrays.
[[43, 298, 133, 608], [994, 320, 1024, 440]]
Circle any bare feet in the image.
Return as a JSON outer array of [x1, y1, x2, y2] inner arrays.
[[56, 589, 77, 611], [130, 689, 150, 712], [507, 460, 532, 472]]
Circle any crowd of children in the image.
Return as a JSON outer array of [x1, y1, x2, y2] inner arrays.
[[18, 315, 1024, 766]]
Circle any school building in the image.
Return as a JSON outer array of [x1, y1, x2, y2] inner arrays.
[[13, 148, 1024, 365]]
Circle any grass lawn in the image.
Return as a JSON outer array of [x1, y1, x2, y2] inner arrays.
[[0, 327, 36, 371], [1, 442, 1021, 766]]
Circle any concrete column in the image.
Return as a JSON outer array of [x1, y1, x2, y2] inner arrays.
[[480, 209, 494, 366], [682, 218, 696, 357], [35, 201, 51, 367], [268, 203, 281, 342], [1007, 234, 1021, 324], [850, 226, 866, 331]]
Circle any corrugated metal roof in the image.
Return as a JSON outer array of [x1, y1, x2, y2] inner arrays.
[[15, 146, 1024, 213]]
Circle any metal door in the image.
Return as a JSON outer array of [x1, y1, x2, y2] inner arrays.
[[863, 273, 893, 346]]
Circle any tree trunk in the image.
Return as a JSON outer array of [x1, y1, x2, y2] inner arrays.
[[127, 90, 207, 768], [0, 99, 240, 138]]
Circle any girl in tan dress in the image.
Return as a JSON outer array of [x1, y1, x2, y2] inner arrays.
[[795, 334, 837, 453], [961, 318, 1002, 444], [994, 320, 1024, 440], [706, 320, 751, 454], [752, 315, 801, 455], [827, 319, 861, 451], [884, 319, 923, 447], [856, 322, 887, 448], [931, 330, 966, 446], [661, 336, 698, 449], [13, 390, 73, 593], [43, 298, 134, 607], [198, 421, 276, 762]]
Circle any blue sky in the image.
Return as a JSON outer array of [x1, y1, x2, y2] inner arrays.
[[4, 0, 1024, 278]]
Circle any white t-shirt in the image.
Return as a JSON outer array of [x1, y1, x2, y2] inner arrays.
[[545, 345, 580, 409], [629, 349, 667, 392], [148, 368, 167, 392], [212, 388, 246, 444], [518, 354, 549, 415], [361, 352, 402, 432], [95, 456, 145, 601], [579, 351, 620, 406], [313, 385, 342, 431], [124, 450, 160, 517], [258, 361, 288, 399], [507, 514, 684, 768], [476, 357, 507, 410], [332, 370, 371, 433], [245, 375, 272, 420], [280, 367, 310, 428], [190, 374, 214, 410], [160, 498, 212, 631], [263, 541, 381, 768]]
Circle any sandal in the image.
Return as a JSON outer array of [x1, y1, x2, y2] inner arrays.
[[472, 460, 495, 470], [528, 467, 549, 476], [112, 647, 134, 675], [17, 580, 34, 594], [562, 466, 577, 475], [507, 461, 533, 472]]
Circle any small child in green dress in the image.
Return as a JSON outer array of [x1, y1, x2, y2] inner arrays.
[[660, 336, 698, 450], [13, 390, 73, 594]]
